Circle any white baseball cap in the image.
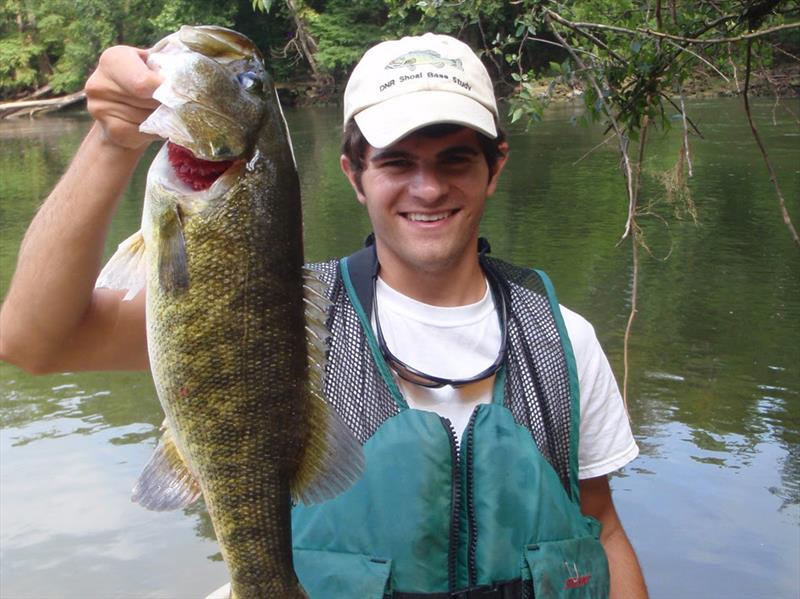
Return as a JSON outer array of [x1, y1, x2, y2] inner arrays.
[[343, 33, 498, 148]]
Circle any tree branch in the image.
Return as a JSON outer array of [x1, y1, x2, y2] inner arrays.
[[546, 10, 800, 45], [664, 37, 729, 81], [544, 9, 626, 63], [545, 13, 638, 241], [622, 115, 650, 410], [743, 39, 800, 247], [679, 93, 693, 177], [657, 91, 704, 138]]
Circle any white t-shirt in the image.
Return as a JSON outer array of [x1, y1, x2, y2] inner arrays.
[[373, 277, 639, 479]]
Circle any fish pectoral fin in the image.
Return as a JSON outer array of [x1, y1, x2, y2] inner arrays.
[[157, 206, 189, 295], [132, 424, 202, 511], [290, 268, 365, 506], [95, 230, 147, 301]]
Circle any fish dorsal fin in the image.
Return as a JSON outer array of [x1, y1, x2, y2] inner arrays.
[[95, 231, 147, 301], [291, 268, 365, 505], [132, 422, 202, 511]]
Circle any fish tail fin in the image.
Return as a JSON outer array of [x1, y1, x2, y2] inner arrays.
[[131, 422, 202, 511], [95, 230, 147, 301], [291, 268, 365, 506]]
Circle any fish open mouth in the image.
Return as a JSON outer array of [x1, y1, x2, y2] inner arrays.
[[167, 142, 236, 191]]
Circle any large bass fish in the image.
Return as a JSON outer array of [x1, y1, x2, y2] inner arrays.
[[97, 26, 363, 598]]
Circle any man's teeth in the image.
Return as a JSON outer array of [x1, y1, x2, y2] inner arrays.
[[406, 211, 451, 222]]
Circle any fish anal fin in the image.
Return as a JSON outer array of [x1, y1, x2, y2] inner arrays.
[[291, 268, 365, 505], [132, 424, 202, 511], [95, 231, 147, 301]]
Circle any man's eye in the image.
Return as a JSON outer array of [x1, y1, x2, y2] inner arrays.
[[441, 155, 472, 166]]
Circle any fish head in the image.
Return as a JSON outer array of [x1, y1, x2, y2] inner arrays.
[[141, 26, 270, 172], [137, 26, 300, 296], [138, 27, 280, 257]]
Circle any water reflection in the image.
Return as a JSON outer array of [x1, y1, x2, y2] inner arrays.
[[1, 99, 798, 598], [617, 420, 799, 598]]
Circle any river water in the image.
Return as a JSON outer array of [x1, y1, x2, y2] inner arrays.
[[1, 99, 798, 598]]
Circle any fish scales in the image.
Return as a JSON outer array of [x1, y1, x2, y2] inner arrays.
[[96, 26, 363, 599]]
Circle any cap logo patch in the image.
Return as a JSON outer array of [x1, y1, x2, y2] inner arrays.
[[385, 50, 464, 71]]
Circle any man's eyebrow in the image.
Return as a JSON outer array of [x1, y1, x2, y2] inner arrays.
[[369, 144, 480, 163], [437, 145, 480, 158], [369, 149, 414, 163]]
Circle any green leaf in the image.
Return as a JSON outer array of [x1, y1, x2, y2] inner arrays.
[[251, 0, 274, 12]]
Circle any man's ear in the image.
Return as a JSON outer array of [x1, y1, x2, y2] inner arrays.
[[340, 154, 367, 205], [486, 141, 509, 197]]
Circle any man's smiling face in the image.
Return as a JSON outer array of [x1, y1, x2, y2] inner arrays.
[[341, 126, 507, 284]]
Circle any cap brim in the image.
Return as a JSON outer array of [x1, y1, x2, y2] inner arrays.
[[353, 90, 497, 149]]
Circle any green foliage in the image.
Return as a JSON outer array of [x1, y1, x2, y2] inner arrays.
[[1, 0, 163, 96], [0, 34, 43, 94], [385, 0, 797, 139], [44, 2, 117, 93], [150, 0, 237, 38], [307, 0, 386, 73], [0, 0, 250, 97], [1, 0, 796, 110], [252, 0, 276, 12]]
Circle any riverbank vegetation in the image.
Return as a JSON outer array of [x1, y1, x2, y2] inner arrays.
[[2, 1, 797, 101]]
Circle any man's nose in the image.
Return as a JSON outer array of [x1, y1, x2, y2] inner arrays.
[[409, 165, 448, 201]]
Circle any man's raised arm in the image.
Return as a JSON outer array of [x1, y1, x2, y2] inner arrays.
[[0, 46, 162, 374]]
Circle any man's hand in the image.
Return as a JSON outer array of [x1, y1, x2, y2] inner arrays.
[[580, 475, 648, 599], [85, 46, 163, 150]]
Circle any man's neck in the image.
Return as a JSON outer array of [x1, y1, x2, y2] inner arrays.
[[374, 246, 486, 307]]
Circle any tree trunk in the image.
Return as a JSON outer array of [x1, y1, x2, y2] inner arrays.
[[0, 90, 86, 120], [285, 0, 333, 97]]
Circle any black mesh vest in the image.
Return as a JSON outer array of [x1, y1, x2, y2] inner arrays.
[[309, 243, 577, 497]]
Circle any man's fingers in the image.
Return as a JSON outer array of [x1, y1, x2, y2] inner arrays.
[[84, 45, 165, 149], [85, 46, 162, 113], [96, 104, 160, 127], [98, 45, 163, 99]]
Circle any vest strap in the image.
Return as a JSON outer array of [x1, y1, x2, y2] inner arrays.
[[392, 578, 523, 599]]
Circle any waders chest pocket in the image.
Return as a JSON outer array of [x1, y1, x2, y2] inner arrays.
[[294, 548, 392, 599], [523, 537, 609, 598]]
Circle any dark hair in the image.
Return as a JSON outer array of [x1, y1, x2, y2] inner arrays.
[[342, 119, 507, 192]]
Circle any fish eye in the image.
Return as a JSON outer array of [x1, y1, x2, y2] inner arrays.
[[237, 71, 262, 92]]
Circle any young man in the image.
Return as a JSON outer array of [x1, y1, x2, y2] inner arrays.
[[0, 32, 647, 598]]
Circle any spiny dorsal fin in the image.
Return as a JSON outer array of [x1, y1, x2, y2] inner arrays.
[[291, 268, 365, 505], [132, 423, 202, 511], [95, 230, 147, 301]]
